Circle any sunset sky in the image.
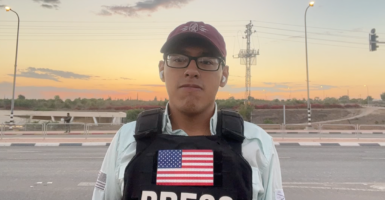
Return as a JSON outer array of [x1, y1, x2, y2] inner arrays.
[[0, 0, 384, 101]]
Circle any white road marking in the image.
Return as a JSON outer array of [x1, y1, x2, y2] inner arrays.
[[371, 184, 385, 190], [82, 143, 107, 146], [283, 182, 384, 185], [283, 185, 385, 192], [274, 142, 280, 146], [0, 143, 11, 146], [362, 157, 385, 160], [78, 182, 96, 187], [36, 182, 42, 184]]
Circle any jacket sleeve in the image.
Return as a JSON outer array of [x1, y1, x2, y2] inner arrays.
[[261, 141, 285, 200], [92, 131, 122, 200]]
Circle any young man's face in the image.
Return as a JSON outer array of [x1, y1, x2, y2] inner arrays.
[[159, 39, 229, 115]]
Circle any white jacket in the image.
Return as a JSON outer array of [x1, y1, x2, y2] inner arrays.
[[92, 105, 284, 200]]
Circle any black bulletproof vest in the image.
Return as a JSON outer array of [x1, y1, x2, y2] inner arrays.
[[122, 109, 253, 200]]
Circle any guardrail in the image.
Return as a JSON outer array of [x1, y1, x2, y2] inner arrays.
[[85, 123, 124, 139], [284, 123, 320, 131], [320, 124, 358, 132], [45, 122, 86, 134], [358, 124, 385, 132], [2, 122, 385, 140], [257, 124, 282, 130], [1, 123, 45, 139]]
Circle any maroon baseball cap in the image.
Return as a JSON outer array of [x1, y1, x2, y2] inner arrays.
[[160, 21, 227, 58]]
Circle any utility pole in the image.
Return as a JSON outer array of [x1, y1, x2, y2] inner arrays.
[[234, 20, 259, 102]]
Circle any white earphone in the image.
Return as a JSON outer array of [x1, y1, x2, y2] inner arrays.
[[222, 76, 226, 83], [159, 71, 164, 79]]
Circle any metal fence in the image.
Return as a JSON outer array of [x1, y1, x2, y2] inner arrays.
[[45, 123, 86, 134], [86, 123, 123, 133], [1, 122, 385, 139]]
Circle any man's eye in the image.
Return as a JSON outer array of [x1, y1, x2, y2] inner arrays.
[[174, 58, 185, 62], [201, 60, 214, 65]]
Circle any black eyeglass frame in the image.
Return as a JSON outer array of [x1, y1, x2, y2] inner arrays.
[[163, 53, 226, 71]]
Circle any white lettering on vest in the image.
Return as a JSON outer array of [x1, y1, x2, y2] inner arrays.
[[142, 191, 157, 200], [219, 196, 232, 200], [181, 193, 197, 200], [160, 192, 178, 200], [141, 191, 233, 200], [199, 194, 215, 200]]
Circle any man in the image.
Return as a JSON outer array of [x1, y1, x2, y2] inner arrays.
[[92, 21, 284, 200], [64, 113, 71, 133]]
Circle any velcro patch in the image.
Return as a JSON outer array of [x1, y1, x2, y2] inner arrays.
[[95, 171, 106, 190]]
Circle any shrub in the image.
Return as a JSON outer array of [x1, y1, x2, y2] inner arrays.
[[126, 109, 145, 122]]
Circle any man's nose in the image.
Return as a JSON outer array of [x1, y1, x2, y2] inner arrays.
[[184, 60, 200, 79]]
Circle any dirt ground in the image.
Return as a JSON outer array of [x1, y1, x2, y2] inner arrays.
[[251, 108, 381, 124], [329, 109, 385, 125]]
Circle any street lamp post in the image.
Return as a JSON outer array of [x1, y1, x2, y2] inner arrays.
[[305, 1, 314, 129], [364, 85, 369, 106], [5, 6, 20, 126]]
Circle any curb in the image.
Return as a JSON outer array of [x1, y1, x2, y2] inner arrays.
[[1, 133, 115, 136], [267, 132, 385, 134], [1, 142, 385, 147], [0, 143, 111, 147], [275, 142, 385, 146]]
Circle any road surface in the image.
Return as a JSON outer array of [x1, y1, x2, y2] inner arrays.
[[0, 146, 384, 200]]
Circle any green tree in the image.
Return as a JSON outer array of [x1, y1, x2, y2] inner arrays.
[[324, 97, 339, 105], [18, 94, 25, 100], [381, 92, 385, 101], [238, 104, 254, 122], [126, 109, 145, 122], [338, 95, 350, 104]]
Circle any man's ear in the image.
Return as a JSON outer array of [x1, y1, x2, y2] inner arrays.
[[220, 65, 229, 87], [159, 60, 165, 82]]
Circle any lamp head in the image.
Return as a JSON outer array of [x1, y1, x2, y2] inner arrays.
[[5, 6, 11, 11], [309, 1, 315, 6]]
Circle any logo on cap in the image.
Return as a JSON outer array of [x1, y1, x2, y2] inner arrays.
[[181, 22, 208, 33]]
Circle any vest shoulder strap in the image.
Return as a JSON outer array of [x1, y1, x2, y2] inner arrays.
[[216, 110, 245, 154], [134, 108, 163, 152]]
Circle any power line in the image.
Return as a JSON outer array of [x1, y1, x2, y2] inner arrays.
[[257, 31, 367, 45]]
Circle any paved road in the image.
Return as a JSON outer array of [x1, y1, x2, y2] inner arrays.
[[0, 146, 384, 200]]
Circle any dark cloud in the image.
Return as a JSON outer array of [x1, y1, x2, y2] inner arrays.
[[0, 82, 154, 99], [99, 0, 193, 17], [8, 67, 92, 82], [33, 0, 60, 9]]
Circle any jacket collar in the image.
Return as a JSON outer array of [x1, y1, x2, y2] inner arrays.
[[162, 102, 218, 136]]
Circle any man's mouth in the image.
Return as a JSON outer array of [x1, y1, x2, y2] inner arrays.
[[179, 84, 203, 91]]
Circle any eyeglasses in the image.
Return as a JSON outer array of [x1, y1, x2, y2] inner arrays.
[[164, 54, 225, 71]]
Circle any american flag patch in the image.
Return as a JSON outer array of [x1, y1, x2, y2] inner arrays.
[[95, 171, 106, 190], [156, 149, 214, 186]]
